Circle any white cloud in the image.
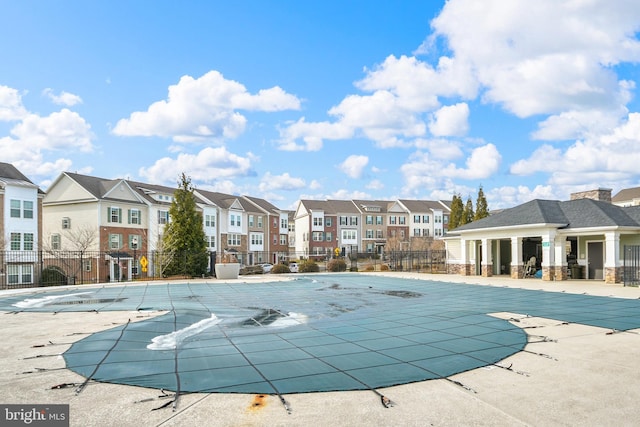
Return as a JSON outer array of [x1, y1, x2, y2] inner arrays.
[[11, 109, 93, 152], [441, 143, 501, 180], [338, 155, 369, 179], [138, 146, 254, 184], [0, 85, 28, 121], [113, 70, 301, 142], [258, 172, 306, 192], [429, 0, 640, 119], [428, 103, 469, 137], [278, 54, 477, 151], [366, 179, 384, 190], [42, 88, 83, 106], [400, 143, 501, 196], [511, 112, 640, 190]]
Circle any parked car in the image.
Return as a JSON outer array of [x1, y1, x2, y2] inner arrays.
[[260, 263, 273, 273], [288, 262, 299, 273]]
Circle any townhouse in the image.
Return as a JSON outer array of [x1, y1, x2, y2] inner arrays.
[[294, 198, 451, 258], [0, 162, 43, 287]]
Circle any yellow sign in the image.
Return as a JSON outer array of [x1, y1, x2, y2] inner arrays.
[[139, 256, 148, 269], [141, 267, 148, 273], [334, 248, 340, 257]]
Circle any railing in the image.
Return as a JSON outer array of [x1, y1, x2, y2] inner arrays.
[[0, 249, 448, 289]]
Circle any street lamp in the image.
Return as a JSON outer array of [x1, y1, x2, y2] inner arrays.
[[132, 236, 138, 279]]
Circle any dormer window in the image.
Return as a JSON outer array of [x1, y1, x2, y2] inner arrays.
[[62, 217, 71, 229]]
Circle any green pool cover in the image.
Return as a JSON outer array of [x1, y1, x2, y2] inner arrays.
[[2, 274, 640, 395]]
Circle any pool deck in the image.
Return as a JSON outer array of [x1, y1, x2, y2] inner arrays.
[[2, 272, 640, 426]]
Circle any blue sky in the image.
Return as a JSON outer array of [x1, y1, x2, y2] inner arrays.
[[2, 1, 640, 210]]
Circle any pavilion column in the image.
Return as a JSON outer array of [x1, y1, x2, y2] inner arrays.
[[541, 231, 556, 281], [554, 235, 568, 281], [604, 232, 621, 284], [460, 238, 471, 276], [481, 238, 493, 277], [511, 237, 523, 279]]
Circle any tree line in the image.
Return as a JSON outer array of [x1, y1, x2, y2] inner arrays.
[[448, 186, 489, 230]]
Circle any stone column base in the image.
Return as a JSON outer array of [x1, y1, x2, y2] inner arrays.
[[511, 265, 524, 279], [542, 266, 555, 281], [554, 266, 568, 281], [481, 264, 493, 277], [605, 267, 622, 284]]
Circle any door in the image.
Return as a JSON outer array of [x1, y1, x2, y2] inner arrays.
[[587, 241, 604, 280], [112, 262, 121, 282]]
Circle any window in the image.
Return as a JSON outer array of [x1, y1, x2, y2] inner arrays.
[[325, 232, 332, 242], [250, 233, 263, 245], [423, 215, 430, 223], [340, 216, 348, 225], [23, 201, 33, 219], [342, 230, 357, 240], [51, 234, 61, 250], [376, 229, 383, 239], [62, 217, 71, 229], [109, 234, 122, 250], [325, 217, 332, 227], [273, 234, 277, 244], [280, 235, 287, 245], [414, 228, 421, 237], [7, 265, 31, 285], [207, 235, 216, 248], [312, 231, 323, 241], [205, 214, 215, 227], [444, 215, 449, 224], [257, 216, 263, 228], [399, 216, 406, 225], [281, 218, 287, 229], [129, 209, 141, 225], [313, 217, 323, 227], [414, 215, 421, 223], [366, 215, 373, 225], [400, 230, 405, 238], [366, 229, 374, 239], [350, 216, 358, 225], [389, 216, 396, 225], [158, 210, 169, 224], [273, 218, 278, 227], [10, 200, 20, 218], [376, 215, 383, 225], [423, 229, 430, 237], [108, 207, 122, 223], [227, 233, 241, 246], [83, 259, 92, 272], [23, 233, 33, 250], [249, 215, 254, 227], [10, 233, 20, 250], [435, 216, 442, 223]]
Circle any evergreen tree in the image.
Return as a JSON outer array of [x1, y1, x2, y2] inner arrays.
[[162, 173, 209, 276], [461, 196, 474, 225], [448, 194, 463, 229], [474, 185, 489, 220]]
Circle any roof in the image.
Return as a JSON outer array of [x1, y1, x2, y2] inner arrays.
[[612, 186, 640, 203], [0, 162, 43, 193], [398, 199, 451, 212], [452, 198, 640, 232]]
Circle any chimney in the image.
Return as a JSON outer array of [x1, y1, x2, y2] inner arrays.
[[570, 188, 612, 203]]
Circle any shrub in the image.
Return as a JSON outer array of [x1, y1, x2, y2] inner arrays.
[[271, 264, 291, 274], [365, 265, 375, 271], [380, 264, 390, 271], [327, 259, 347, 272], [298, 260, 319, 273], [41, 266, 67, 286]]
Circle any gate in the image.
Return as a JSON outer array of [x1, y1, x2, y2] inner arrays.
[[623, 245, 640, 287]]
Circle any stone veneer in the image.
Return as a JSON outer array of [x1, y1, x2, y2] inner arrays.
[[605, 267, 622, 284], [481, 264, 493, 277]]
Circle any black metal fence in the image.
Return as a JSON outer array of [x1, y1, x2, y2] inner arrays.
[[0, 249, 448, 290], [623, 245, 640, 286]]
